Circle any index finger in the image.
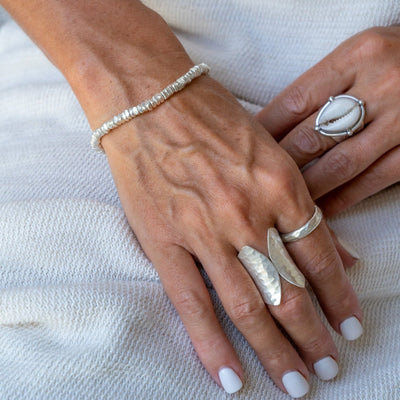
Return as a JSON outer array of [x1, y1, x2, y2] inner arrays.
[[256, 50, 356, 140]]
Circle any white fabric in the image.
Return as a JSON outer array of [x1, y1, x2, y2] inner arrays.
[[0, 1, 399, 398]]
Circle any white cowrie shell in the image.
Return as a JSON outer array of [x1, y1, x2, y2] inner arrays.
[[315, 95, 365, 140]]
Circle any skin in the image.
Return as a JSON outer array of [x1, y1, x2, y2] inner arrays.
[[1, 0, 363, 394], [257, 26, 400, 218]]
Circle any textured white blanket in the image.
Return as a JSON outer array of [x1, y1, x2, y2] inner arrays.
[[0, 2, 399, 399]]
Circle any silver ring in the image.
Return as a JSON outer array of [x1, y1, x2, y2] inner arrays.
[[280, 205, 323, 243], [237, 228, 306, 306], [315, 94, 365, 142]]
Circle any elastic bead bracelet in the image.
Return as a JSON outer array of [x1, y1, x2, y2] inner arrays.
[[91, 63, 210, 153]]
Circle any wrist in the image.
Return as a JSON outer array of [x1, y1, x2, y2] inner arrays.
[[3, 0, 195, 129], [68, 48, 194, 131]]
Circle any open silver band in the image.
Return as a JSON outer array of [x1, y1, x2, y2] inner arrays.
[[280, 205, 323, 243]]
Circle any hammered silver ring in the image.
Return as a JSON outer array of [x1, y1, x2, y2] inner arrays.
[[237, 228, 306, 306], [280, 205, 323, 243], [315, 94, 365, 142]]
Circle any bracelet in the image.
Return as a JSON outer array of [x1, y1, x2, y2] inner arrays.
[[91, 63, 210, 152]]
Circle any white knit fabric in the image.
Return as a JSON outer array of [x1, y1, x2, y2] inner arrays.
[[0, 2, 399, 399]]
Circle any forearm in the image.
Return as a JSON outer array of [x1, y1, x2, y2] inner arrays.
[[0, 0, 193, 126]]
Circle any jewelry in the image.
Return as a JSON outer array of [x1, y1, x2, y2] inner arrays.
[[315, 94, 365, 142], [268, 228, 306, 288], [237, 229, 305, 306], [238, 246, 282, 306], [280, 205, 323, 243], [91, 63, 210, 152]]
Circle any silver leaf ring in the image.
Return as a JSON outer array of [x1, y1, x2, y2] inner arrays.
[[237, 228, 306, 306]]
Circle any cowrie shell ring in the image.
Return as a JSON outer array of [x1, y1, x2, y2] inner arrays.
[[315, 94, 365, 142]]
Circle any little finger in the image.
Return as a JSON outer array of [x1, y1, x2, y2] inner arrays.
[[277, 206, 363, 341]]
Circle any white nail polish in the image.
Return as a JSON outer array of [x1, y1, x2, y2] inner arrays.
[[313, 356, 339, 381], [282, 371, 309, 398], [340, 316, 363, 340], [337, 236, 360, 260], [218, 367, 243, 394]]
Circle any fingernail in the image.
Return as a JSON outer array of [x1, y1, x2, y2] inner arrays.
[[218, 367, 243, 394], [313, 356, 339, 381], [282, 371, 309, 398], [340, 316, 363, 340], [337, 236, 360, 260]]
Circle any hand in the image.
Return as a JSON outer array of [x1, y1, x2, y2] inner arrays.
[[101, 73, 363, 394], [257, 26, 400, 218], [2, 0, 362, 394]]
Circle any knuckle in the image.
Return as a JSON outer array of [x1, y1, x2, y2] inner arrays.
[[281, 85, 311, 117], [228, 296, 265, 328], [262, 342, 289, 367], [194, 335, 226, 358], [323, 151, 356, 181], [292, 124, 327, 157], [252, 157, 305, 206], [174, 289, 209, 322], [275, 167, 305, 204], [302, 334, 332, 356], [361, 167, 386, 190], [306, 248, 339, 281], [383, 66, 400, 93], [325, 283, 357, 316], [355, 29, 390, 59], [276, 291, 309, 325]]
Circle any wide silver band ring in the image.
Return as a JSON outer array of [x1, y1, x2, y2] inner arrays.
[[315, 94, 365, 142], [280, 205, 323, 243]]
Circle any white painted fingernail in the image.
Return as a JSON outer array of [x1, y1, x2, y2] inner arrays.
[[218, 367, 243, 394], [313, 356, 339, 381], [340, 316, 363, 340], [337, 236, 360, 260], [282, 371, 309, 398]]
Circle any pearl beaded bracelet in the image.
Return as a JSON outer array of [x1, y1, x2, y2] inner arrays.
[[91, 63, 210, 152]]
